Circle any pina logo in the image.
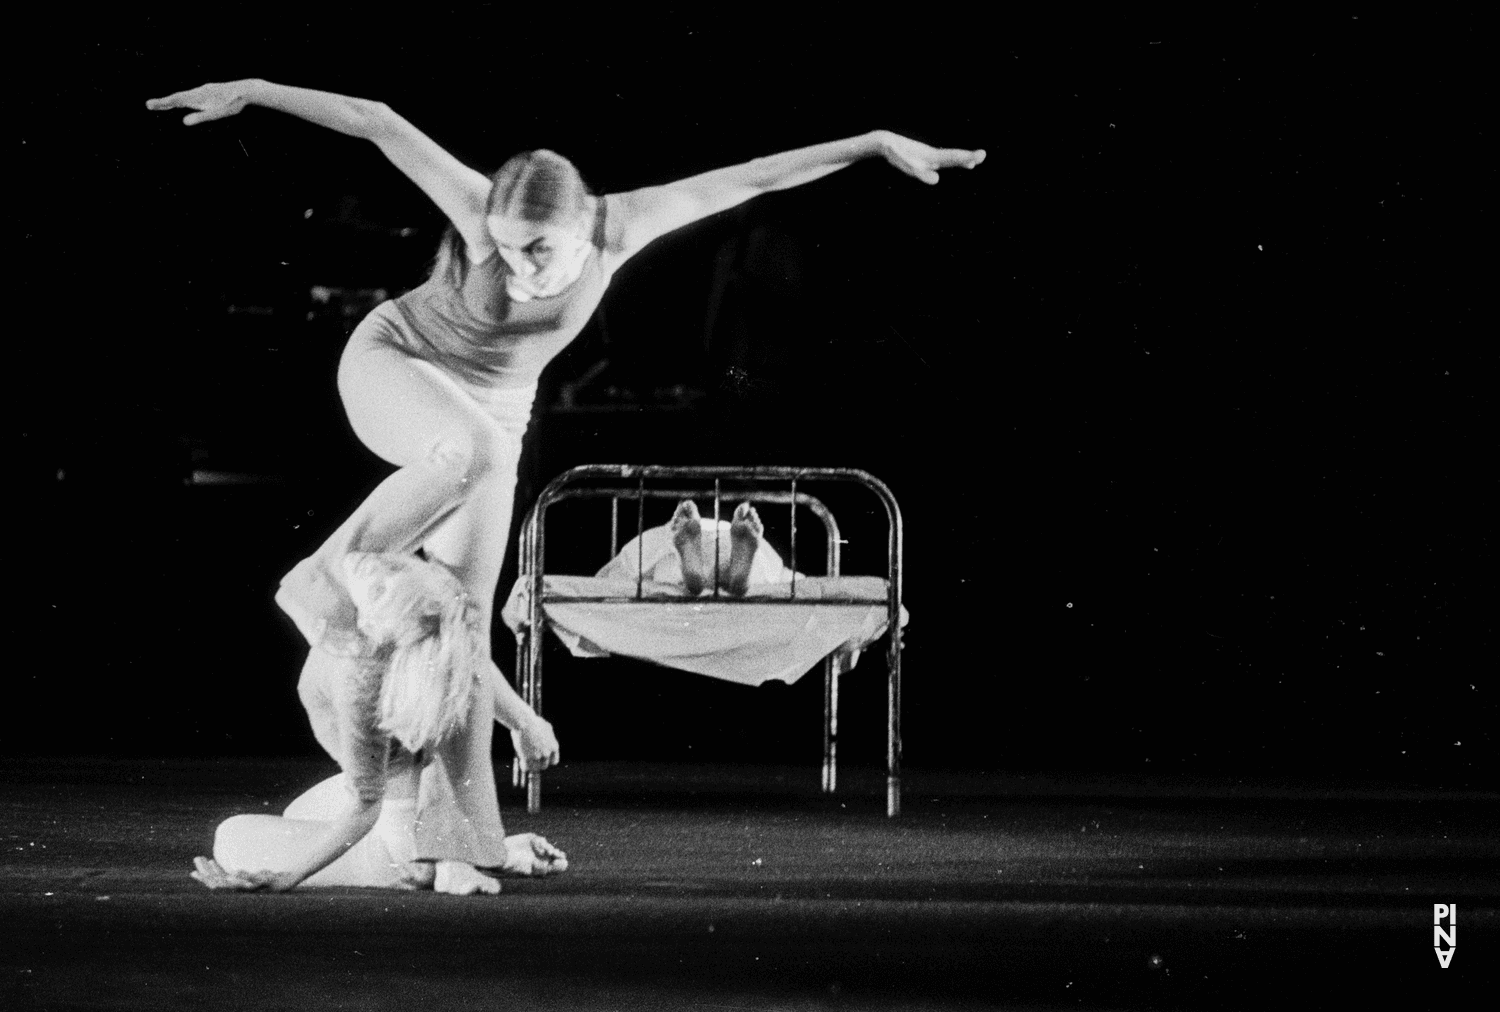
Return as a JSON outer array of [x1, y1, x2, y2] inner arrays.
[[1433, 903, 1457, 968]]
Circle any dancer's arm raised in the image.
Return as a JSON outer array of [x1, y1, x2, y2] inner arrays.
[[146, 80, 495, 258], [612, 130, 985, 263]]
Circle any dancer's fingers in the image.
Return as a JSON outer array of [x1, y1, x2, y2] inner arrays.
[[146, 91, 194, 110], [182, 106, 236, 127], [933, 147, 986, 168], [146, 84, 245, 126], [894, 154, 940, 185], [192, 857, 240, 890], [512, 726, 556, 771]]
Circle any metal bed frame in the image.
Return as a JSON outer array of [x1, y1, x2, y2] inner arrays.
[[510, 464, 906, 816]]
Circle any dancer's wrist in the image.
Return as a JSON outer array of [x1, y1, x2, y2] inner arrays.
[[266, 871, 300, 892], [239, 78, 271, 106], [517, 711, 550, 737]]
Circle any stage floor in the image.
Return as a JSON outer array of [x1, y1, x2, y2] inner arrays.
[[3, 757, 1494, 1010]]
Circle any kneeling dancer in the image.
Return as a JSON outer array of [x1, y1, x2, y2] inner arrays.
[[192, 553, 565, 894]]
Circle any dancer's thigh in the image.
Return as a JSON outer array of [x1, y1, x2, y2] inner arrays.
[[336, 328, 498, 470], [214, 811, 412, 888], [419, 394, 528, 603], [282, 774, 350, 819], [213, 813, 327, 874]]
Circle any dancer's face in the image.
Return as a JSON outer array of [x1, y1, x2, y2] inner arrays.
[[344, 553, 452, 642], [343, 553, 410, 614], [487, 209, 592, 297]]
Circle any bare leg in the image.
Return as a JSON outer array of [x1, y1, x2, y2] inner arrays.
[[284, 319, 539, 877], [414, 382, 550, 878], [277, 325, 525, 651], [420, 453, 519, 645], [670, 500, 709, 595], [723, 502, 763, 597]]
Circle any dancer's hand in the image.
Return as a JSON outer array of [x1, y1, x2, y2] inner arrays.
[[874, 131, 986, 185], [146, 81, 254, 126], [511, 715, 561, 772], [190, 856, 293, 892]]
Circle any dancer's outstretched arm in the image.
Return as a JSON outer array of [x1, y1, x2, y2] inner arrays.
[[613, 131, 986, 262], [146, 80, 495, 257]]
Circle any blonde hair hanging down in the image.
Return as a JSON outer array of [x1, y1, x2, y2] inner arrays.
[[349, 555, 484, 754]]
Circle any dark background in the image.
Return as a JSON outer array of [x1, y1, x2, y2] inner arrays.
[[11, 12, 1492, 786]]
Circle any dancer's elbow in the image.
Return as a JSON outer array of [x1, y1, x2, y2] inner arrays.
[[356, 100, 400, 141]]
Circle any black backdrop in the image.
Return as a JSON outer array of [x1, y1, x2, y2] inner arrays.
[[12, 12, 1492, 785]]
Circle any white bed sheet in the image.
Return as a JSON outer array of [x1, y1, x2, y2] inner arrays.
[[500, 574, 904, 687]]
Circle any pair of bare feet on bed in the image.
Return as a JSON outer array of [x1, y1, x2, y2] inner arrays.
[[669, 500, 763, 596]]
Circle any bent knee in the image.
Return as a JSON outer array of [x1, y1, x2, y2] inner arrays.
[[424, 426, 510, 484], [212, 814, 268, 868]]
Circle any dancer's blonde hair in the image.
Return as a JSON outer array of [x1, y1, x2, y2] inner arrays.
[[349, 555, 482, 754]]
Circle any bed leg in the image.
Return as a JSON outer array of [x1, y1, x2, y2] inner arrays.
[[887, 634, 902, 818], [514, 626, 529, 790], [822, 654, 841, 793]]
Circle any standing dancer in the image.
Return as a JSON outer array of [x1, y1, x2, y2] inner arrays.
[[148, 78, 983, 892]]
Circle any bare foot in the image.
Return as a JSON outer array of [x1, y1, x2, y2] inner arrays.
[[670, 500, 708, 595], [434, 859, 501, 895], [401, 860, 437, 890], [724, 502, 763, 597], [500, 833, 570, 877]]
